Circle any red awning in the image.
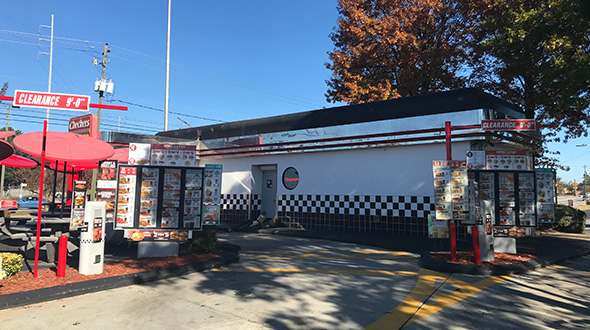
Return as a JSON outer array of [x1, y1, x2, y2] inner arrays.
[[0, 154, 37, 168], [13, 131, 114, 162], [0, 139, 14, 161]]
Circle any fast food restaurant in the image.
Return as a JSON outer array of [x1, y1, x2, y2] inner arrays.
[[104, 88, 553, 241]]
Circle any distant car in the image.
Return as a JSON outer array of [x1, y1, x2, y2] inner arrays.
[[17, 196, 45, 208]]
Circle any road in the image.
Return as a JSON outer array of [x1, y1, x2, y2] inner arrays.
[[1, 233, 589, 329]]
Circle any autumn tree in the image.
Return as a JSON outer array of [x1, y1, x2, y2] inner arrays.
[[326, 0, 470, 104]]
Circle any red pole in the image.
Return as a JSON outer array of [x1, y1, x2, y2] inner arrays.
[[450, 222, 456, 261], [445, 121, 452, 160], [34, 120, 48, 278], [472, 226, 481, 265], [57, 235, 68, 277]]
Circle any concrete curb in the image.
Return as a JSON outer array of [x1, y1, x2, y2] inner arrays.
[[0, 252, 239, 310]]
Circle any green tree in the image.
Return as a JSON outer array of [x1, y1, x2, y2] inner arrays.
[[465, 0, 590, 140]]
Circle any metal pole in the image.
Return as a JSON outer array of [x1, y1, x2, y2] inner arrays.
[[0, 105, 10, 196], [90, 43, 109, 201], [46, 14, 54, 122], [164, 0, 171, 131]]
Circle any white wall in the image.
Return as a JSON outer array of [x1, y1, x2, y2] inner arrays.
[[201, 140, 471, 197]]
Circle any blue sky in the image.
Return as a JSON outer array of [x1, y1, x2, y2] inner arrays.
[[0, 1, 587, 184]]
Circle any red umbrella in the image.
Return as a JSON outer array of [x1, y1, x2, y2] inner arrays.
[[50, 160, 98, 172], [0, 131, 15, 139], [13, 131, 114, 162], [0, 139, 14, 161], [110, 148, 129, 164], [0, 154, 37, 168]]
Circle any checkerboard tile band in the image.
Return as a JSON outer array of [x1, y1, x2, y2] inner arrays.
[[278, 194, 434, 218], [220, 194, 261, 211]]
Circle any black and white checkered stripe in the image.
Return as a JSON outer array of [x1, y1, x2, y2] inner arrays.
[[220, 194, 262, 211], [277, 195, 434, 218]]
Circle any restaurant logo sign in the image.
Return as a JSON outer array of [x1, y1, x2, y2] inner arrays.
[[481, 119, 536, 131], [14, 90, 90, 111], [282, 167, 299, 190], [69, 114, 98, 138]]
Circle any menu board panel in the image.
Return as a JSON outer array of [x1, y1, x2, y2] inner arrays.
[[70, 180, 87, 230], [97, 160, 118, 223], [485, 150, 527, 170], [536, 169, 556, 223], [139, 168, 159, 228], [184, 169, 203, 228], [128, 143, 151, 165], [202, 164, 223, 225], [518, 172, 536, 226], [116, 167, 137, 228], [150, 144, 196, 167], [161, 168, 182, 228], [498, 172, 516, 225], [124, 229, 192, 242], [433, 161, 469, 222]]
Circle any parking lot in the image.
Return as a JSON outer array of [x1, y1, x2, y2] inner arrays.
[[1, 233, 589, 329]]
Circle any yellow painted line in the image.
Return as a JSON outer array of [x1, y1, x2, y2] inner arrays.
[[242, 254, 414, 261], [246, 250, 407, 255], [549, 264, 590, 273], [242, 250, 413, 260], [365, 269, 509, 329], [211, 267, 419, 277]]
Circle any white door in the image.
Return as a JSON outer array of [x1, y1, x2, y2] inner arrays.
[[261, 170, 277, 218]]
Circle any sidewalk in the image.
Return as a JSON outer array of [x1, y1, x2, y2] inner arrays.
[[262, 228, 590, 275]]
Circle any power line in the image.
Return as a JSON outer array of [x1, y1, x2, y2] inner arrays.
[[112, 99, 226, 123]]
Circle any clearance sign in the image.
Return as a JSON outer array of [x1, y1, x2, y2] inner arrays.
[[13, 90, 90, 111], [481, 119, 536, 131]]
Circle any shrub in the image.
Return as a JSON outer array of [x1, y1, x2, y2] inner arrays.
[[0, 252, 24, 278], [188, 230, 217, 253], [552, 204, 586, 233]]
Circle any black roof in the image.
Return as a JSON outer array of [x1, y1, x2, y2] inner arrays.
[[156, 88, 524, 141]]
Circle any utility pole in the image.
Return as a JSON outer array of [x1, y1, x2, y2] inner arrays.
[[584, 165, 587, 200], [0, 105, 9, 196], [90, 43, 110, 200], [39, 15, 54, 123]]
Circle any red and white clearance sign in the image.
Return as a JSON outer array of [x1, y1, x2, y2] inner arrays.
[[481, 119, 536, 131], [13, 90, 90, 111]]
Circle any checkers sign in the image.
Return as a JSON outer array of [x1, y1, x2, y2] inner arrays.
[[14, 90, 90, 111]]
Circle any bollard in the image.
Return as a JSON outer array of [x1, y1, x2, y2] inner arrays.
[[57, 235, 68, 277], [472, 226, 481, 265], [450, 222, 456, 261]]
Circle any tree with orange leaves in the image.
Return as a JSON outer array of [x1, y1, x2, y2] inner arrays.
[[325, 0, 470, 104]]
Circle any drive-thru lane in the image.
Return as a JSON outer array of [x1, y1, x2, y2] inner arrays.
[[0, 233, 588, 329]]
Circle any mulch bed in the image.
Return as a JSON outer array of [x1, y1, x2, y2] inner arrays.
[[430, 251, 536, 266], [0, 251, 222, 295]]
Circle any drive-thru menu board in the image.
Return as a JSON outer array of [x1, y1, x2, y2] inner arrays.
[[536, 169, 555, 223], [115, 165, 216, 236], [432, 160, 469, 222], [117, 167, 137, 227], [202, 164, 222, 225]]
